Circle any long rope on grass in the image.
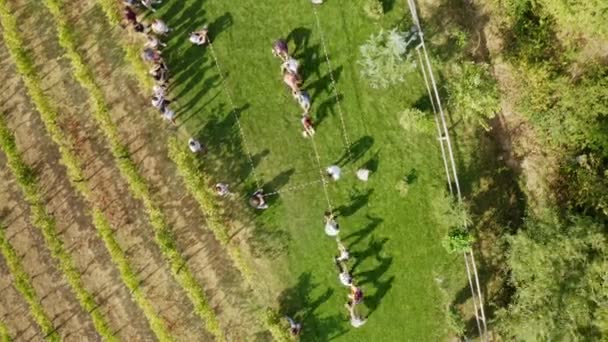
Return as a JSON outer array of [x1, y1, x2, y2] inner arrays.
[[207, 42, 262, 189], [406, 0, 488, 340], [311, 5, 353, 163], [262, 178, 324, 197], [309, 136, 334, 212]]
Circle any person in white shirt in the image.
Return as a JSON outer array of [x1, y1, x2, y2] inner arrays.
[[345, 301, 367, 328], [285, 316, 302, 336], [335, 239, 349, 262], [188, 138, 203, 153], [145, 34, 166, 49], [356, 168, 370, 182], [153, 84, 166, 98], [151, 19, 170, 35], [294, 90, 311, 113], [281, 56, 299, 75], [249, 190, 268, 209], [215, 183, 230, 197], [326, 165, 341, 181], [162, 107, 176, 124], [312, 0, 324, 4], [336, 261, 352, 286], [189, 27, 210, 45]]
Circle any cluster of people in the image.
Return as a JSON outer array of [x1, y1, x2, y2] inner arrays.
[[122, 0, 210, 142]]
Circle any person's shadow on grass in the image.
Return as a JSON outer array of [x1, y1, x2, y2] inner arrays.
[[335, 188, 374, 218], [278, 272, 348, 341], [334, 135, 375, 167], [342, 214, 384, 249]]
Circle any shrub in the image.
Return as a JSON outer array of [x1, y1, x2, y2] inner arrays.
[[442, 228, 474, 254], [363, 0, 383, 20], [358, 28, 417, 89], [445, 62, 500, 130], [398, 108, 434, 135]]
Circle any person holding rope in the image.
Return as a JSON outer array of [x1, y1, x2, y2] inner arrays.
[[281, 56, 300, 76], [249, 189, 268, 210], [301, 114, 315, 137], [335, 259, 352, 286], [285, 316, 302, 336], [294, 90, 311, 113], [326, 165, 341, 181], [272, 39, 289, 60], [335, 238, 350, 262], [123, 6, 138, 27], [215, 183, 231, 197], [151, 19, 170, 35], [145, 34, 166, 49], [345, 301, 367, 328], [141, 0, 161, 12], [189, 26, 210, 46], [188, 138, 206, 153], [348, 284, 364, 304], [283, 71, 301, 94], [161, 106, 176, 125], [324, 210, 340, 236]]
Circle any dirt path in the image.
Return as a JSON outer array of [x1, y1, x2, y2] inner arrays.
[[62, 2, 265, 339]]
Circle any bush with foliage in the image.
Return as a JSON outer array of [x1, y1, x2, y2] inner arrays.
[[536, 0, 608, 41], [496, 215, 608, 340], [445, 62, 500, 130], [358, 28, 417, 89], [363, 0, 383, 19]]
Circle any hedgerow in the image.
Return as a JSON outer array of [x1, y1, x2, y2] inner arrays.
[[0, 2, 117, 340], [42, 0, 224, 339]]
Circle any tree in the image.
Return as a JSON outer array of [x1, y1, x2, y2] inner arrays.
[[358, 28, 417, 89], [496, 215, 608, 340]]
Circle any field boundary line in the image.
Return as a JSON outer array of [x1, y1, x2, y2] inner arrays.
[[42, 0, 225, 339], [94, 3, 291, 340], [406, 0, 488, 339], [0, 3, 119, 340]]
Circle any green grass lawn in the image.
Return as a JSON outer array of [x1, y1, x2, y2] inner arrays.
[[155, 0, 466, 340]]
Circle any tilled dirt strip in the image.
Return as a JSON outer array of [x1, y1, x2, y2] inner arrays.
[[8, 0, 215, 340], [64, 1, 266, 340]]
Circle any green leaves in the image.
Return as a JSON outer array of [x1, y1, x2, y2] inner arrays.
[[358, 28, 417, 89]]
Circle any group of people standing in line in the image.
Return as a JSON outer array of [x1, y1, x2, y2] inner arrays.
[[270, 38, 368, 334], [122, 0, 368, 336]]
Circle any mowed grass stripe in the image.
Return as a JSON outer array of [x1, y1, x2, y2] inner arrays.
[[0, 3, 117, 340], [0, 153, 59, 341], [42, 0, 224, 339]]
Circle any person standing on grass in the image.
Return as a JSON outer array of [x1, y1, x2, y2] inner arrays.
[[142, 47, 161, 62], [123, 6, 138, 27], [345, 301, 367, 327], [294, 90, 311, 113], [151, 95, 171, 111], [281, 56, 300, 76], [141, 0, 161, 12], [153, 84, 166, 98], [283, 72, 301, 94], [151, 19, 170, 35], [285, 316, 302, 336], [145, 34, 166, 49], [326, 165, 341, 181], [272, 39, 289, 60], [249, 189, 268, 209], [215, 183, 230, 197], [301, 114, 315, 137], [161, 106, 176, 125], [348, 284, 364, 304], [335, 238, 349, 262], [189, 27, 210, 46], [188, 138, 206, 153], [325, 215, 340, 236], [336, 259, 353, 286], [312, 0, 324, 4]]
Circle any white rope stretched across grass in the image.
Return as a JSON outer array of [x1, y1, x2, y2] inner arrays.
[[262, 178, 324, 197], [207, 42, 262, 189], [311, 6, 353, 163], [309, 136, 334, 212]]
